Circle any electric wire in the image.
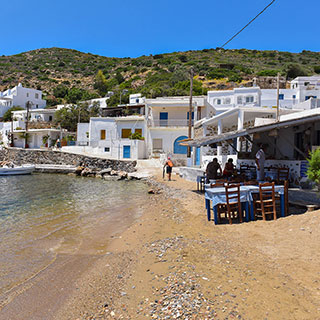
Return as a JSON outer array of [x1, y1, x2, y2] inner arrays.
[[221, 0, 276, 48]]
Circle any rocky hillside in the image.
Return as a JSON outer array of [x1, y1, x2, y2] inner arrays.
[[1, 47, 320, 106]]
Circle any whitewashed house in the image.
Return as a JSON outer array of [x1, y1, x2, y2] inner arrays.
[[145, 96, 207, 160], [67, 115, 146, 159], [71, 95, 207, 161], [0, 83, 46, 117], [0, 108, 67, 149]]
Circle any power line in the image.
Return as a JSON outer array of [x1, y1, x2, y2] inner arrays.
[[221, 0, 276, 48]]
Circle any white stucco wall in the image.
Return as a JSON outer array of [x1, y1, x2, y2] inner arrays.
[[147, 128, 188, 156]]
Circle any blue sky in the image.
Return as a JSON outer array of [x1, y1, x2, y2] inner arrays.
[[1, 0, 319, 57]]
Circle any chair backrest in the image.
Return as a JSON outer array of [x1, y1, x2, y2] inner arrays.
[[225, 183, 241, 206], [278, 167, 289, 182], [216, 179, 227, 184], [210, 182, 225, 188], [244, 180, 258, 186], [259, 182, 275, 203]]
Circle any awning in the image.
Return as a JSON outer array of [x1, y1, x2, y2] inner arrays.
[[182, 113, 320, 147]]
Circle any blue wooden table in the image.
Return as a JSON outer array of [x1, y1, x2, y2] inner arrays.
[[205, 185, 285, 224]]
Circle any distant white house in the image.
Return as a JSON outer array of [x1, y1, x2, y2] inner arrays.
[[207, 75, 320, 114], [0, 108, 67, 149], [0, 83, 46, 117]]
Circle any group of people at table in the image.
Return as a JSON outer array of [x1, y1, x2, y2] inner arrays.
[[204, 144, 287, 225], [206, 143, 267, 183]]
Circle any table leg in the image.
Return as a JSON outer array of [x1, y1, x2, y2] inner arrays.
[[245, 202, 249, 222], [280, 194, 285, 217], [250, 202, 255, 221], [206, 199, 211, 221], [213, 205, 218, 225]]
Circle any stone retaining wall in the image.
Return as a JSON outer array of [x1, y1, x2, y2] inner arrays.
[[0, 148, 137, 172]]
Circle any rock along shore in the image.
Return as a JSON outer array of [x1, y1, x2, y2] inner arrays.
[[0, 148, 151, 180]]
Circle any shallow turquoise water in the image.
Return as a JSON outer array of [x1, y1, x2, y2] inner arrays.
[[0, 174, 148, 296]]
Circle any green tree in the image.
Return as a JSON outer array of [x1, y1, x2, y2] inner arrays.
[[3, 106, 24, 122], [115, 72, 125, 84], [66, 87, 84, 104], [94, 70, 108, 96], [307, 148, 320, 186], [286, 63, 309, 79], [53, 85, 68, 98], [54, 103, 100, 132]]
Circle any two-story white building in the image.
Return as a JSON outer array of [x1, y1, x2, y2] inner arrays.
[[144, 96, 207, 160], [70, 116, 146, 159], [0, 108, 65, 149], [207, 76, 320, 114], [70, 95, 207, 161], [0, 83, 46, 117]]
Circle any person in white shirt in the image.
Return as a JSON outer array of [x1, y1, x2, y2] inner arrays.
[[255, 143, 266, 181]]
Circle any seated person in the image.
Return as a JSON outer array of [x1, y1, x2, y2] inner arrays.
[[223, 158, 235, 178], [206, 158, 222, 182]]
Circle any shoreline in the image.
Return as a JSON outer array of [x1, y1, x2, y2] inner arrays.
[[1, 170, 320, 319]]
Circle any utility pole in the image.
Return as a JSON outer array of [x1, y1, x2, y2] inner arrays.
[[25, 101, 31, 148], [187, 68, 194, 158], [276, 72, 280, 122]]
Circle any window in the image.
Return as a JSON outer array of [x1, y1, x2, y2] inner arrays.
[[304, 82, 310, 86], [153, 138, 163, 150], [100, 129, 106, 140], [35, 93, 39, 99], [245, 96, 254, 103], [237, 96, 243, 104], [187, 112, 194, 120], [134, 128, 142, 135], [216, 99, 221, 105], [292, 95, 296, 99], [49, 116, 53, 121], [136, 99, 139, 103], [225, 98, 231, 104], [26, 93, 29, 97], [36, 104, 38, 108], [104, 147, 110, 152], [279, 94, 284, 100], [121, 129, 131, 138]]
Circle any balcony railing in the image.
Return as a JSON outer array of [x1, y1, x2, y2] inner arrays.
[[150, 119, 193, 127]]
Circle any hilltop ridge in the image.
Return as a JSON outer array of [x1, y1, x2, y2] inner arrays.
[[1, 47, 320, 106]]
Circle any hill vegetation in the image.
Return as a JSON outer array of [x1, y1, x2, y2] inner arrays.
[[0, 47, 320, 107]]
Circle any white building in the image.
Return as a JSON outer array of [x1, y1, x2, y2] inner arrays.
[[207, 76, 320, 114], [69, 116, 146, 159], [0, 83, 46, 117], [0, 108, 66, 149], [145, 96, 206, 160], [70, 95, 207, 161]]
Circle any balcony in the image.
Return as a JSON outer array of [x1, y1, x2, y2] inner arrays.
[[28, 121, 56, 129], [150, 119, 193, 127]]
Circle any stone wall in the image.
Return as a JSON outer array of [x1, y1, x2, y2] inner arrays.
[[0, 148, 137, 172]]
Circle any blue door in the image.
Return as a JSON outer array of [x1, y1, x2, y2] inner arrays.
[[195, 147, 200, 165], [159, 112, 168, 127], [173, 136, 188, 154], [123, 145, 131, 159]]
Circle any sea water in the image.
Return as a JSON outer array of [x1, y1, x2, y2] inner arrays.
[[0, 174, 148, 297]]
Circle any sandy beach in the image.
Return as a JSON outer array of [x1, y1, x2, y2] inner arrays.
[[2, 171, 320, 319]]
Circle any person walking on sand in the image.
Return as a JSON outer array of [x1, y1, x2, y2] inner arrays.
[[256, 143, 266, 181], [164, 156, 174, 181]]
